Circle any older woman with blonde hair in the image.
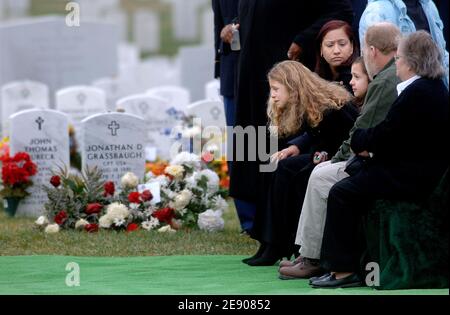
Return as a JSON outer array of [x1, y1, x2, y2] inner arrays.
[[244, 61, 359, 266], [311, 31, 449, 288]]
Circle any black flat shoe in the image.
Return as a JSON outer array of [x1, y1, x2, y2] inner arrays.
[[309, 272, 331, 284], [246, 245, 282, 266], [310, 273, 362, 288], [242, 243, 266, 264]]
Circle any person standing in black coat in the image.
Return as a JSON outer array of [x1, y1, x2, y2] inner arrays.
[[312, 31, 449, 288], [212, 0, 256, 234], [229, 0, 354, 225]]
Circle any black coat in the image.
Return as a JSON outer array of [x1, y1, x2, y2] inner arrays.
[[212, 0, 239, 97], [351, 78, 449, 197], [230, 0, 354, 202]]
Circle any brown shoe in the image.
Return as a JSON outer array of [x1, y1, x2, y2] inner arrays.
[[278, 258, 322, 280], [278, 256, 304, 269]]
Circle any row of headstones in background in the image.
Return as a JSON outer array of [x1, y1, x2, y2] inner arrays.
[[9, 109, 146, 217], [0, 16, 118, 104]]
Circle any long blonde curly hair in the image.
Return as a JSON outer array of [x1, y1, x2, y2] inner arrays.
[[267, 61, 352, 137]]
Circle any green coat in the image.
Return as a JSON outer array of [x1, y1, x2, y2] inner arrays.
[[331, 58, 400, 163]]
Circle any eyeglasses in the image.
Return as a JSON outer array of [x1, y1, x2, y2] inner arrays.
[[394, 55, 403, 61]]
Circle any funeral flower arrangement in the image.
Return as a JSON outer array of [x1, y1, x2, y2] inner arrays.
[[37, 152, 229, 233], [0, 151, 38, 199]]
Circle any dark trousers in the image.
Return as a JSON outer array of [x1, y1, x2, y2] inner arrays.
[[224, 95, 256, 232], [251, 154, 314, 256], [320, 165, 411, 272]]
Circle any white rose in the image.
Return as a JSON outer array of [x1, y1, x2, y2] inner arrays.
[[211, 196, 229, 213], [195, 169, 220, 192], [75, 219, 89, 230], [197, 209, 224, 232], [170, 189, 193, 210], [158, 225, 177, 233], [165, 165, 185, 180], [45, 224, 60, 234], [99, 215, 113, 228], [35, 216, 49, 226], [170, 152, 201, 170], [106, 202, 129, 220], [121, 172, 139, 189]]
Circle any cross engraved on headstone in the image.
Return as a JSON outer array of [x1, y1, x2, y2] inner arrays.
[[108, 121, 120, 136], [77, 93, 87, 105], [21, 88, 31, 99], [139, 102, 149, 115], [210, 107, 221, 120], [35, 117, 44, 130]]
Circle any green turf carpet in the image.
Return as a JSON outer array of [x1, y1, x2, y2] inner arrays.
[[0, 256, 447, 295]]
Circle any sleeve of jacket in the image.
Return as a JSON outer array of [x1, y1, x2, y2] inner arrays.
[[212, 0, 223, 79], [287, 132, 313, 153], [331, 76, 397, 162], [293, 0, 354, 48], [350, 92, 408, 154], [359, 2, 397, 49]]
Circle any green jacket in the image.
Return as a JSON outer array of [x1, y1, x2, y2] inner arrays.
[[331, 58, 400, 163]]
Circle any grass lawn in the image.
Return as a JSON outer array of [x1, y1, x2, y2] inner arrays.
[[0, 201, 258, 257]]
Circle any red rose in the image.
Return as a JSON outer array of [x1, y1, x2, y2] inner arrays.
[[152, 207, 175, 224], [103, 181, 115, 196], [54, 211, 68, 225], [84, 224, 99, 233], [141, 190, 153, 202], [126, 223, 139, 232], [23, 161, 38, 176], [85, 203, 103, 215], [50, 175, 61, 188], [128, 191, 141, 204]]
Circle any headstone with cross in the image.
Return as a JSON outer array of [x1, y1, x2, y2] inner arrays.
[[9, 109, 70, 217], [116, 94, 181, 160], [1, 80, 49, 137], [81, 112, 146, 189], [187, 100, 226, 130]]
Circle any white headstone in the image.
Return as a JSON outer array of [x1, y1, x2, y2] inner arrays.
[[146, 85, 190, 112], [56, 86, 107, 124], [179, 45, 215, 101], [205, 79, 222, 101], [9, 109, 70, 217], [187, 100, 226, 130], [116, 94, 181, 160], [164, 0, 207, 41], [103, 9, 128, 42], [133, 10, 160, 53], [201, 8, 214, 45], [92, 77, 136, 112], [0, 17, 118, 101], [81, 112, 146, 188], [1, 80, 49, 137]]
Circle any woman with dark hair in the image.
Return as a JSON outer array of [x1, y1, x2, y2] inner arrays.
[[314, 20, 359, 91]]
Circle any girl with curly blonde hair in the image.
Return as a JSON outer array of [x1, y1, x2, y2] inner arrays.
[[267, 60, 351, 138]]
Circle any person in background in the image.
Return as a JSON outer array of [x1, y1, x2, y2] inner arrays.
[[212, 0, 255, 235], [359, 0, 449, 87], [312, 30, 449, 288], [314, 20, 359, 91]]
